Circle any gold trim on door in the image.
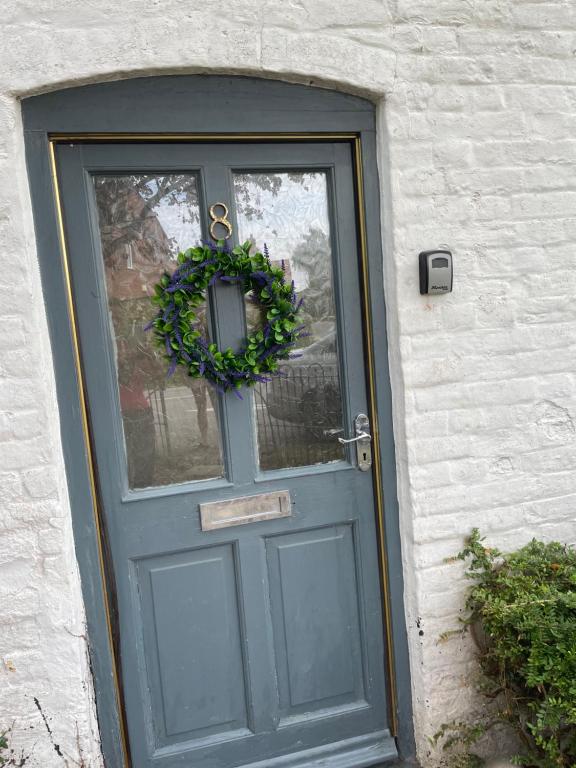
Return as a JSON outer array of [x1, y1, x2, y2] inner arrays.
[[49, 132, 359, 142], [48, 132, 398, 767], [48, 140, 132, 768], [353, 136, 398, 735]]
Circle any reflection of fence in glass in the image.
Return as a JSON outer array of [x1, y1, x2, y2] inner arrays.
[[148, 388, 171, 457], [142, 363, 343, 480], [143, 385, 222, 486], [255, 364, 344, 471]]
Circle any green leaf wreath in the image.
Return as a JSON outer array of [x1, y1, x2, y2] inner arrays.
[[147, 240, 305, 395]]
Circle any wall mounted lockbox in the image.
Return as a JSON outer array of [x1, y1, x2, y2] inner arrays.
[[419, 249, 453, 295]]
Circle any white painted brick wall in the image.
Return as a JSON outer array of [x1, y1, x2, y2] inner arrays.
[[1, 1, 575, 765]]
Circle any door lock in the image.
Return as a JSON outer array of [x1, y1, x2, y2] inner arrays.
[[338, 413, 372, 471]]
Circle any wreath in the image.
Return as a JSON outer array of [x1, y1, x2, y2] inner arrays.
[[147, 240, 304, 395]]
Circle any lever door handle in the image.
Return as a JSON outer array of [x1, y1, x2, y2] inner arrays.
[[338, 431, 372, 444], [336, 413, 373, 471]]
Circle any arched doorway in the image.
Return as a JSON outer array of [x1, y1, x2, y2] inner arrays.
[[23, 75, 413, 768]]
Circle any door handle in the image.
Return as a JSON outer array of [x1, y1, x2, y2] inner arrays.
[[338, 431, 372, 444], [337, 413, 372, 471]]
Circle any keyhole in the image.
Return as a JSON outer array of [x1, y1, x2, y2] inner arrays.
[[362, 451, 367, 462]]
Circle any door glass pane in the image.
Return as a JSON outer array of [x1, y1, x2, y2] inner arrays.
[[233, 171, 344, 470], [93, 174, 224, 489]]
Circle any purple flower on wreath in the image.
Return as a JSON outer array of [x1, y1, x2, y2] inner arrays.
[[162, 301, 175, 321], [167, 357, 178, 378], [250, 270, 274, 288]]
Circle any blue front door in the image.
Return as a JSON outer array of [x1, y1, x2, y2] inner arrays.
[[55, 140, 395, 768]]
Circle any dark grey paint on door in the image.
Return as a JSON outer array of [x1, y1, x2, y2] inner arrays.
[[22, 76, 416, 768], [55, 140, 393, 768]]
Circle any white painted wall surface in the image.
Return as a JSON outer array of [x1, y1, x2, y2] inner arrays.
[[1, 1, 575, 765]]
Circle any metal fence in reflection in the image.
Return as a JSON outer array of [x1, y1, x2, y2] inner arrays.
[[255, 364, 343, 470], [146, 364, 343, 471], [148, 387, 171, 456]]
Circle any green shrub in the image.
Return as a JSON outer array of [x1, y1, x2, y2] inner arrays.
[[434, 529, 576, 767]]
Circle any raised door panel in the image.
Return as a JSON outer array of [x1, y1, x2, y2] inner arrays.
[[266, 525, 366, 724], [135, 544, 249, 751]]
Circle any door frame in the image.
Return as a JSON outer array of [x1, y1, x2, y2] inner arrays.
[[22, 76, 415, 767]]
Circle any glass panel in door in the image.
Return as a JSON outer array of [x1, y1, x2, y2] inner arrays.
[[93, 174, 224, 488], [233, 171, 344, 471]]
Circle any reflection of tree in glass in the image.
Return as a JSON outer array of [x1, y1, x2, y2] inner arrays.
[[94, 175, 199, 391], [94, 174, 201, 259], [96, 173, 299, 246], [291, 227, 334, 326], [94, 176, 219, 478]]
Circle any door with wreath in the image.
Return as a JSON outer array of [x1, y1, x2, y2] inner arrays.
[[54, 139, 395, 768]]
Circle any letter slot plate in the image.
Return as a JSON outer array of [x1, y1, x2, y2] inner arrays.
[[200, 490, 292, 531]]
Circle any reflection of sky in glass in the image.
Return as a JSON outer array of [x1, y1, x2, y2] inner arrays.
[[234, 173, 330, 291], [147, 178, 202, 256], [156, 197, 201, 253]]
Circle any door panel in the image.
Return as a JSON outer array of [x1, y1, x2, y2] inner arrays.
[[55, 140, 394, 768], [136, 545, 248, 746], [266, 525, 365, 717]]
